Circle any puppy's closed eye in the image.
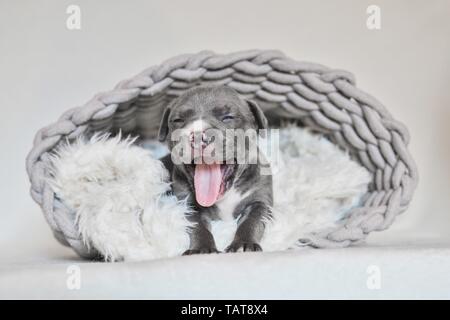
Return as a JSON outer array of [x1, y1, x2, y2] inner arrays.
[[221, 114, 234, 122], [172, 118, 185, 124]]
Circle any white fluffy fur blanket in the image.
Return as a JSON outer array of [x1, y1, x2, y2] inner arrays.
[[49, 126, 370, 261]]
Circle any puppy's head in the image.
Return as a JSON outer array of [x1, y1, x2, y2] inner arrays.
[[158, 85, 268, 207]]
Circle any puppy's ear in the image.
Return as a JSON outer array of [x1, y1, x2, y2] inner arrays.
[[158, 106, 171, 142], [246, 99, 268, 133]]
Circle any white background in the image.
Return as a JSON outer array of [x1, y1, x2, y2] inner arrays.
[[1, 0, 449, 263]]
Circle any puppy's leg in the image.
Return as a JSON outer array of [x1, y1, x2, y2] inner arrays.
[[183, 209, 219, 255], [225, 202, 270, 252]]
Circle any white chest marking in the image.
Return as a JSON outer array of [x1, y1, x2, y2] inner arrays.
[[216, 188, 251, 221]]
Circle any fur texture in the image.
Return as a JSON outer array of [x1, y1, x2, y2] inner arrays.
[[49, 128, 371, 261]]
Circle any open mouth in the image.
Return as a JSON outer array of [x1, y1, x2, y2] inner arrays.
[[186, 161, 236, 207]]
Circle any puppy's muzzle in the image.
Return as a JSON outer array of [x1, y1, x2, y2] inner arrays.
[[190, 131, 210, 150]]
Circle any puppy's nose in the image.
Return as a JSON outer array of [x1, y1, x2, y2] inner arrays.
[[190, 131, 208, 149]]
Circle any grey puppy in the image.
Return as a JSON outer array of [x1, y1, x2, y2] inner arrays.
[[158, 86, 273, 255]]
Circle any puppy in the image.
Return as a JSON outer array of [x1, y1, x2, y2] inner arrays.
[[158, 86, 273, 254]]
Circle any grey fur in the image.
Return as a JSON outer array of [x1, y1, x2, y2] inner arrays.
[[158, 86, 273, 254]]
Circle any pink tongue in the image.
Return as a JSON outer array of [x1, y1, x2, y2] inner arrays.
[[194, 163, 222, 207]]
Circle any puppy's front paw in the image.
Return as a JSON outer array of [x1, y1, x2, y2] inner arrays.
[[183, 247, 220, 255], [225, 241, 262, 253]]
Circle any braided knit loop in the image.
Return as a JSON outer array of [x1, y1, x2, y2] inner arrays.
[[26, 50, 418, 258]]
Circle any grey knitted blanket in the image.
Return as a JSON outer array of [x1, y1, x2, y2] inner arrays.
[[25, 50, 418, 258]]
